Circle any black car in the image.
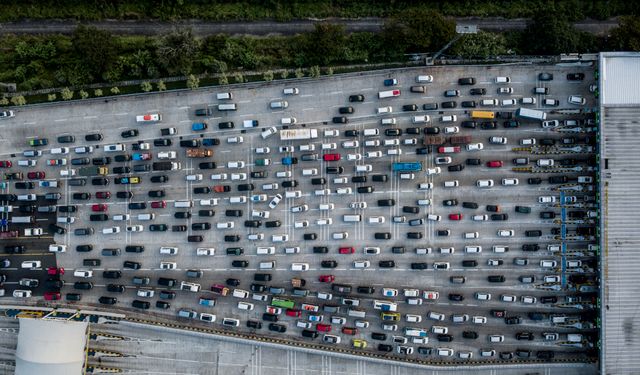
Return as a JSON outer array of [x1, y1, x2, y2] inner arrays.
[[123, 261, 141, 270], [218, 121, 234, 129], [192, 223, 211, 230], [116, 191, 133, 199], [549, 175, 568, 184], [488, 275, 506, 283], [384, 128, 401, 137], [66, 293, 82, 301], [402, 104, 418, 111], [525, 230, 542, 237], [199, 162, 216, 170], [74, 282, 93, 290], [500, 352, 514, 360], [57, 135, 75, 143], [156, 301, 171, 309], [265, 220, 281, 228], [268, 323, 286, 333], [76, 244, 93, 252], [539, 138, 556, 146], [504, 316, 522, 325], [338, 106, 354, 114], [527, 177, 542, 185], [174, 212, 191, 219], [536, 351, 555, 360], [486, 205, 500, 212], [85, 133, 103, 141], [281, 180, 299, 188], [448, 164, 464, 172], [378, 260, 395, 268], [121, 129, 139, 138], [247, 320, 263, 329], [443, 199, 458, 206], [89, 214, 108, 222], [480, 121, 497, 130], [416, 147, 430, 155], [149, 224, 168, 232], [469, 88, 486, 95], [503, 120, 519, 128], [344, 130, 359, 137], [466, 158, 481, 166], [226, 248, 243, 255], [320, 260, 338, 268], [371, 332, 387, 341], [114, 154, 131, 162], [539, 72, 554, 81], [437, 334, 453, 342], [18, 205, 36, 213], [303, 233, 317, 240], [357, 286, 375, 294], [113, 166, 131, 174], [250, 284, 266, 292], [225, 209, 242, 217], [49, 224, 66, 234], [522, 244, 539, 252], [250, 171, 266, 179], [462, 331, 478, 339], [461, 100, 476, 108], [410, 262, 428, 270], [71, 157, 90, 165], [332, 116, 348, 124], [516, 332, 534, 341], [458, 77, 476, 85], [462, 260, 478, 267], [59, 205, 77, 213], [4, 245, 25, 254], [325, 167, 343, 174], [462, 201, 478, 209], [153, 138, 171, 147], [172, 225, 187, 232], [424, 126, 440, 134], [194, 187, 211, 194], [402, 206, 419, 214], [490, 213, 508, 221], [133, 164, 150, 172], [107, 284, 126, 293], [461, 120, 476, 129], [125, 245, 144, 253], [371, 174, 388, 182], [349, 94, 364, 102], [377, 344, 393, 352], [237, 183, 254, 191], [449, 294, 464, 302], [99, 296, 117, 305], [226, 278, 241, 287], [377, 199, 395, 207], [91, 177, 109, 186], [92, 157, 111, 165], [422, 103, 438, 110], [352, 176, 367, 183], [225, 235, 240, 242], [15, 182, 34, 189], [441, 101, 457, 109], [128, 202, 146, 210], [357, 186, 373, 194], [180, 139, 200, 147], [72, 192, 91, 200], [567, 73, 585, 81], [540, 296, 557, 304], [232, 260, 249, 268], [103, 270, 122, 279], [148, 190, 165, 198]]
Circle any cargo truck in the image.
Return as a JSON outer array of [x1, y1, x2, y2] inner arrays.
[[152, 161, 181, 171], [79, 166, 108, 176], [186, 149, 213, 158], [378, 89, 401, 99], [279, 129, 318, 141], [516, 108, 547, 121], [449, 135, 472, 145], [136, 113, 161, 123], [392, 162, 422, 172], [424, 136, 447, 145]]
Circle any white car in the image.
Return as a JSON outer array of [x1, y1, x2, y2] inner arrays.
[[472, 316, 487, 324], [544, 275, 561, 283], [353, 260, 370, 268], [291, 204, 309, 213], [321, 143, 337, 150], [489, 136, 507, 144], [333, 177, 348, 184], [538, 196, 556, 203], [102, 227, 120, 234], [521, 296, 537, 304], [466, 143, 483, 151], [349, 202, 367, 209], [227, 136, 243, 144], [186, 174, 203, 181], [501, 99, 517, 106], [294, 221, 309, 228], [501, 178, 519, 186], [251, 209, 270, 218], [435, 157, 451, 165], [497, 229, 515, 237], [489, 335, 504, 343], [472, 214, 489, 221], [247, 233, 264, 241], [365, 151, 383, 158], [487, 259, 502, 266], [324, 130, 339, 137], [364, 140, 380, 147], [261, 126, 278, 139], [501, 294, 516, 302], [268, 194, 282, 209], [368, 216, 385, 224], [255, 147, 270, 154], [537, 158, 554, 167], [137, 289, 155, 298], [476, 179, 494, 188], [382, 288, 398, 297], [262, 183, 279, 190], [521, 97, 536, 104], [331, 316, 346, 325], [568, 95, 586, 105], [211, 173, 228, 180], [316, 218, 333, 225], [217, 222, 234, 229], [279, 145, 294, 152], [542, 120, 559, 128], [520, 138, 536, 145], [342, 141, 359, 148], [227, 161, 245, 169], [443, 126, 459, 134], [541, 260, 558, 268], [113, 214, 130, 221], [347, 153, 362, 161], [336, 187, 352, 195], [127, 225, 144, 232], [426, 167, 441, 175]]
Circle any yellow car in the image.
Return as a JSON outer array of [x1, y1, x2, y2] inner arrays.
[[380, 312, 400, 321], [352, 339, 367, 349]]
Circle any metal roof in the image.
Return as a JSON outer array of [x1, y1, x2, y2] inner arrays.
[[600, 52, 640, 375], [600, 52, 640, 105]]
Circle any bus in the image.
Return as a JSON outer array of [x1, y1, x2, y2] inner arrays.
[[373, 300, 398, 312], [271, 297, 295, 309], [392, 162, 422, 172], [516, 108, 547, 120], [470, 110, 495, 119]]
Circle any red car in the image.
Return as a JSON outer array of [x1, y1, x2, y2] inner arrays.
[[150, 200, 167, 209], [285, 309, 301, 317], [323, 153, 341, 162], [316, 323, 332, 332], [47, 267, 64, 276], [338, 247, 355, 254], [449, 213, 463, 221], [91, 204, 107, 212], [0, 161, 12, 168], [44, 291, 61, 301], [319, 275, 335, 283], [27, 171, 45, 180], [486, 160, 503, 168], [96, 191, 111, 199], [214, 185, 230, 193]]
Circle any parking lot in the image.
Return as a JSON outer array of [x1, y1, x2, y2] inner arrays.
[[0, 64, 599, 364]]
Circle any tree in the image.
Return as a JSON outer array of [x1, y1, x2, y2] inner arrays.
[[110, 86, 120, 94], [609, 16, 640, 51], [219, 74, 228, 85], [280, 70, 289, 79], [79, 90, 89, 99], [157, 81, 166, 91], [94, 89, 103, 97], [61, 88, 74, 100], [326, 67, 334, 75], [72, 25, 118, 80], [156, 28, 199, 75], [233, 73, 245, 83], [299, 23, 347, 66], [48, 93, 57, 101], [309, 66, 321, 78], [141, 81, 153, 92], [295, 68, 304, 79], [521, 12, 580, 54], [451, 31, 508, 59], [11, 96, 26, 106], [186, 74, 200, 89], [381, 9, 455, 55], [263, 71, 274, 81], [0, 97, 8, 106]]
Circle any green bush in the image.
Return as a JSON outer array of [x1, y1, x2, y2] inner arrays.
[[262, 71, 274, 81], [94, 89, 103, 97], [141, 81, 153, 92], [157, 81, 166, 91], [47, 93, 57, 101], [79, 90, 89, 99], [60, 87, 73, 100]]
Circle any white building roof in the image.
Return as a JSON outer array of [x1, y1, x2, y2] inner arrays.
[[600, 52, 640, 105], [15, 318, 87, 375]]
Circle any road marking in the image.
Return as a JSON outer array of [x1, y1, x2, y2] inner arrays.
[[54, 118, 67, 122], [84, 116, 97, 119]]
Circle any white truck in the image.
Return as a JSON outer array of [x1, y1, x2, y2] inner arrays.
[[516, 108, 547, 121], [378, 89, 401, 99], [136, 113, 162, 123], [279, 129, 318, 141]]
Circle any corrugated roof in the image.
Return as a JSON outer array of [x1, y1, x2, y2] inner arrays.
[[601, 52, 640, 105]]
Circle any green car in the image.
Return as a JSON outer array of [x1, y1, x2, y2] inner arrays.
[[255, 158, 271, 166], [515, 206, 531, 214]]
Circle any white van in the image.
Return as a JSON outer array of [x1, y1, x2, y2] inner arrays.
[[104, 144, 125, 152], [440, 115, 457, 122], [158, 151, 176, 159], [412, 115, 430, 124], [381, 118, 396, 125], [343, 214, 361, 222], [174, 200, 193, 208], [281, 117, 296, 125], [302, 168, 318, 176], [481, 99, 498, 106], [377, 106, 392, 114], [232, 289, 249, 298], [50, 147, 69, 155], [465, 245, 482, 253], [416, 75, 433, 83], [426, 214, 441, 221], [464, 232, 479, 239], [238, 301, 254, 310], [495, 76, 511, 83], [363, 129, 379, 136], [216, 92, 233, 100], [272, 234, 289, 242], [291, 263, 309, 271], [256, 247, 275, 255], [73, 269, 93, 278], [218, 103, 237, 111], [137, 213, 155, 221], [160, 247, 178, 255], [259, 261, 275, 270], [492, 245, 508, 253]]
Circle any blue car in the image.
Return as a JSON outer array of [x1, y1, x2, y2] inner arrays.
[[132, 153, 144, 161], [202, 138, 219, 146], [192, 122, 208, 131], [282, 157, 294, 166], [383, 78, 398, 86]]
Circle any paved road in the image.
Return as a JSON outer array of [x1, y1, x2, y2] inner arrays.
[[0, 17, 619, 37]]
